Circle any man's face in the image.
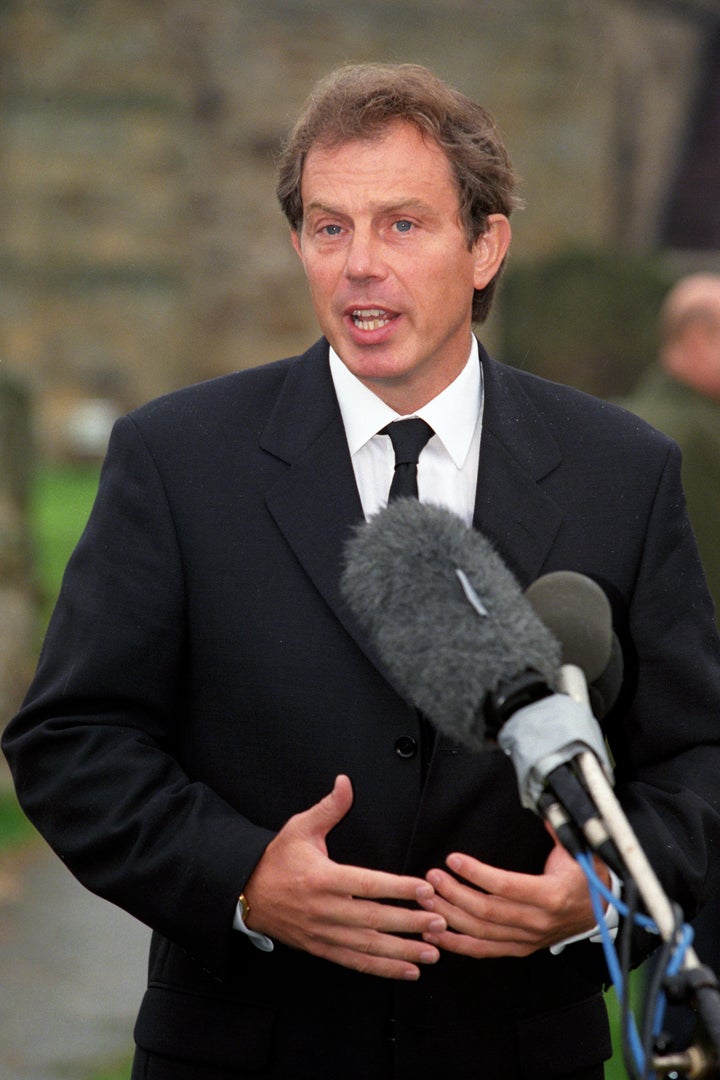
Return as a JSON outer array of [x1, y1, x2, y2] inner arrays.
[[292, 121, 510, 412]]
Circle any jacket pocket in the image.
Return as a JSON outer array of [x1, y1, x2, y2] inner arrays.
[[134, 985, 275, 1071]]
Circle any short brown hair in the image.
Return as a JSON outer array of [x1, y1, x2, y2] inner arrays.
[[276, 62, 521, 322]]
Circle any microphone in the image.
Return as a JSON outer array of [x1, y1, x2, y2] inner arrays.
[[340, 499, 561, 752], [341, 500, 610, 759], [340, 499, 619, 866], [524, 570, 624, 720], [525, 570, 612, 681], [517, 569, 625, 868]]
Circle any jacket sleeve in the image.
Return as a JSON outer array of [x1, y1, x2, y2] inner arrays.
[[1, 415, 276, 978], [608, 438, 720, 931]]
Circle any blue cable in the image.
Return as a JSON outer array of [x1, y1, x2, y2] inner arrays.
[[579, 854, 649, 1073], [576, 852, 697, 1079], [577, 852, 650, 1075]]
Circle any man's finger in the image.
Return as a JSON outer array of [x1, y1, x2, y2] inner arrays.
[[294, 774, 354, 842]]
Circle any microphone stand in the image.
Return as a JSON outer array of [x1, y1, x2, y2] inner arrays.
[[559, 665, 720, 1078], [578, 748, 720, 1078]]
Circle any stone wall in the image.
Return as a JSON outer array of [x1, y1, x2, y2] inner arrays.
[[0, 0, 718, 454]]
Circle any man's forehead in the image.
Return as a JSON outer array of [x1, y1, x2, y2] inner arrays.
[[303, 121, 446, 170], [299, 123, 455, 201]]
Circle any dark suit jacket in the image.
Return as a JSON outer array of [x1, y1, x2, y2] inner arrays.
[[5, 338, 720, 1079]]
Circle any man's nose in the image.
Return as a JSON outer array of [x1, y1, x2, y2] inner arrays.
[[344, 228, 386, 281]]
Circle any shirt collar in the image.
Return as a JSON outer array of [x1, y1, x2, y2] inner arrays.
[[328, 337, 482, 469]]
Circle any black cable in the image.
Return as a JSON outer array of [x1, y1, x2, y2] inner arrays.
[[642, 934, 676, 1076], [647, 911, 686, 1080], [620, 879, 643, 1079], [640, 903, 685, 1078]]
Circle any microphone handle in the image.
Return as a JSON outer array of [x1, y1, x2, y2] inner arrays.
[[558, 664, 699, 951], [544, 762, 625, 878], [578, 750, 691, 949], [542, 664, 623, 874]]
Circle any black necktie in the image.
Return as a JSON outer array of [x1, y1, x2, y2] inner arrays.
[[381, 417, 437, 768], [382, 418, 434, 502]]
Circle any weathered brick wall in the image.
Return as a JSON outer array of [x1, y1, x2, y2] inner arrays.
[[0, 0, 714, 451]]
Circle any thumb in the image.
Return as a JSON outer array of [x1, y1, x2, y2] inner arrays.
[[298, 774, 354, 843]]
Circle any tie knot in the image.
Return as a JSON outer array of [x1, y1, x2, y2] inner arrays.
[[382, 418, 434, 466]]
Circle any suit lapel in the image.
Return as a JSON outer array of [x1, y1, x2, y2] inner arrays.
[[260, 340, 398, 680], [473, 349, 564, 588]]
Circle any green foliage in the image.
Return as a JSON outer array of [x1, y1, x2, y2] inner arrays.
[[606, 983, 637, 1079], [28, 462, 100, 633], [498, 245, 673, 399], [0, 462, 99, 857], [0, 788, 37, 851], [85, 1054, 134, 1080]]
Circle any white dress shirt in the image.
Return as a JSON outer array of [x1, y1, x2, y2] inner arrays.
[[328, 337, 482, 526]]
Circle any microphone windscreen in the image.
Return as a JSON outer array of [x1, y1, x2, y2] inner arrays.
[[523, 571, 612, 683], [340, 500, 561, 750]]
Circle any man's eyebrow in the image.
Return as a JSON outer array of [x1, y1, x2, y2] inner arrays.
[[376, 198, 437, 216], [303, 201, 344, 218], [304, 198, 438, 218]]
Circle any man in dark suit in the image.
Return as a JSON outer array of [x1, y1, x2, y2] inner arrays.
[[4, 63, 720, 1080]]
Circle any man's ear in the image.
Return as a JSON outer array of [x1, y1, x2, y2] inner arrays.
[[472, 214, 512, 290], [291, 230, 303, 261]]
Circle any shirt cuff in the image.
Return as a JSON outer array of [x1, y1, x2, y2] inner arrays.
[[550, 868, 621, 955], [232, 900, 275, 952]]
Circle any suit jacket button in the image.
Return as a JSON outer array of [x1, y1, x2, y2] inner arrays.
[[394, 735, 417, 759]]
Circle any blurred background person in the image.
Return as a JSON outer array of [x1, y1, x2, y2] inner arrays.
[[622, 273, 720, 624], [622, 271, 720, 1053]]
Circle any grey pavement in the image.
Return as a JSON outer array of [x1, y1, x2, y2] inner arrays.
[[0, 834, 149, 1080]]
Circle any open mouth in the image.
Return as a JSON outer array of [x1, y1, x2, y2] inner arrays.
[[350, 308, 396, 331]]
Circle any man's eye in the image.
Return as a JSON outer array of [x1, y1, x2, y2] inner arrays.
[[394, 220, 414, 233], [322, 224, 343, 236]]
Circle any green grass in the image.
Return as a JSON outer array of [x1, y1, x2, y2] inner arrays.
[[84, 1053, 134, 1080], [0, 787, 37, 850], [29, 461, 100, 632], [606, 984, 637, 1079], [1, 463, 100, 860]]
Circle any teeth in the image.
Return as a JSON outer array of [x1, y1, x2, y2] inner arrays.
[[352, 308, 392, 331]]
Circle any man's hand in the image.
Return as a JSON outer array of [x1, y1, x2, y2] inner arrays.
[[243, 774, 446, 980], [416, 829, 609, 959]]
